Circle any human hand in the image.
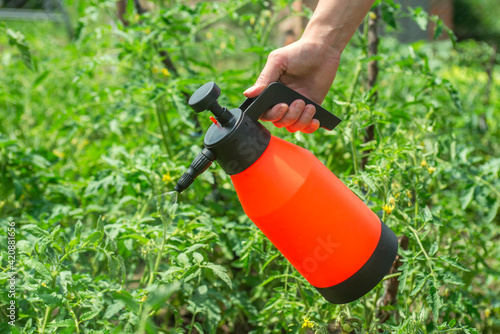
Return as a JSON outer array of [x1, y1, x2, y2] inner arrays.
[[243, 38, 341, 133]]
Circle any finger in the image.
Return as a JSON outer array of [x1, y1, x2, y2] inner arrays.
[[273, 99, 306, 128], [244, 50, 285, 98], [301, 119, 320, 133], [260, 103, 288, 122], [286, 104, 316, 133]]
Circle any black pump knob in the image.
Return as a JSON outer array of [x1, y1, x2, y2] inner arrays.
[[188, 82, 233, 125]]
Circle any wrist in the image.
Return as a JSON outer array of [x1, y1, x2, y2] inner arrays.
[[300, 0, 375, 56], [301, 22, 346, 58]]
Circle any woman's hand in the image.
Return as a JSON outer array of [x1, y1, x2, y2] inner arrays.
[[243, 38, 341, 133]]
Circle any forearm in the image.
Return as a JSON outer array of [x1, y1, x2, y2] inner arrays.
[[302, 0, 376, 54]]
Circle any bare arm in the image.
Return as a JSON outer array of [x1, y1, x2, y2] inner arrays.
[[244, 0, 375, 133]]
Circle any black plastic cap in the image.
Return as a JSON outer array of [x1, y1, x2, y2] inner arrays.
[[188, 82, 221, 113]]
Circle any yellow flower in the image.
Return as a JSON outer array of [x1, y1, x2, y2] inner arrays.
[[369, 11, 377, 20], [161, 68, 170, 77], [485, 309, 491, 318], [249, 16, 255, 25], [206, 32, 213, 39], [421, 159, 428, 167], [42, 282, 47, 287], [53, 149, 65, 158], [406, 190, 412, 199], [383, 203, 395, 215], [140, 295, 147, 302], [428, 166, 436, 174], [301, 316, 314, 329], [162, 173, 172, 183]]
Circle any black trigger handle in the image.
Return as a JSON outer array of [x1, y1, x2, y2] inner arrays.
[[239, 82, 341, 131]]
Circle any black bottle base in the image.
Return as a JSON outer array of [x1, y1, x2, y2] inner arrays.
[[314, 221, 398, 304]]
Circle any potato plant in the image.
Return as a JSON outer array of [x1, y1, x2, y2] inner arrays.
[[0, 0, 499, 333]]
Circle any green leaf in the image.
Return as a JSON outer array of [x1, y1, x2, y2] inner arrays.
[[410, 274, 428, 296], [177, 253, 189, 266], [104, 301, 125, 319], [183, 267, 201, 283], [439, 256, 470, 272], [47, 319, 74, 328], [32, 70, 49, 88], [412, 8, 428, 31], [67, 220, 83, 250], [146, 282, 180, 310], [6, 28, 36, 70], [442, 274, 464, 286], [206, 263, 232, 289], [484, 199, 499, 224], [17, 240, 33, 255], [361, 172, 377, 192], [423, 206, 433, 222], [85, 231, 103, 245], [429, 242, 438, 256], [39, 293, 63, 306], [381, 1, 397, 28], [426, 280, 442, 320], [22, 224, 49, 238], [24, 257, 52, 280], [80, 310, 100, 322], [461, 186, 475, 210], [97, 216, 104, 235], [192, 252, 203, 263]]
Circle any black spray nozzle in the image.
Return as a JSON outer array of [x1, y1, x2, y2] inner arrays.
[[175, 148, 215, 193], [188, 82, 234, 126]]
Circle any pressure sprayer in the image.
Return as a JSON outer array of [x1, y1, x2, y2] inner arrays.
[[175, 82, 398, 304]]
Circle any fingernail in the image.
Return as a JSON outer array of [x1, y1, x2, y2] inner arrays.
[[305, 105, 315, 116], [295, 100, 305, 110], [243, 86, 255, 95], [278, 104, 288, 114]]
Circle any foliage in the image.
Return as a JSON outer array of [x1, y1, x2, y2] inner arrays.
[[0, 0, 499, 333], [453, 0, 500, 42]]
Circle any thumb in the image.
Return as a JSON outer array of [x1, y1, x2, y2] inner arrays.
[[244, 51, 285, 98]]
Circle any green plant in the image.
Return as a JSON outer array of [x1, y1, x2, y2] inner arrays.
[[0, 1, 498, 333]]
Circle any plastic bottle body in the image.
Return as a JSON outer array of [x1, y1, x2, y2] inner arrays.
[[231, 135, 384, 289]]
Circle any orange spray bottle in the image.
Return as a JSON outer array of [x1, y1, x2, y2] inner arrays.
[[175, 82, 398, 304]]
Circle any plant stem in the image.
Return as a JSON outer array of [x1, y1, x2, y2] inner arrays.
[[189, 311, 198, 334], [155, 102, 171, 157], [408, 226, 437, 281], [148, 195, 174, 286], [382, 272, 402, 281], [350, 106, 359, 175], [296, 279, 310, 310], [40, 306, 52, 333]]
